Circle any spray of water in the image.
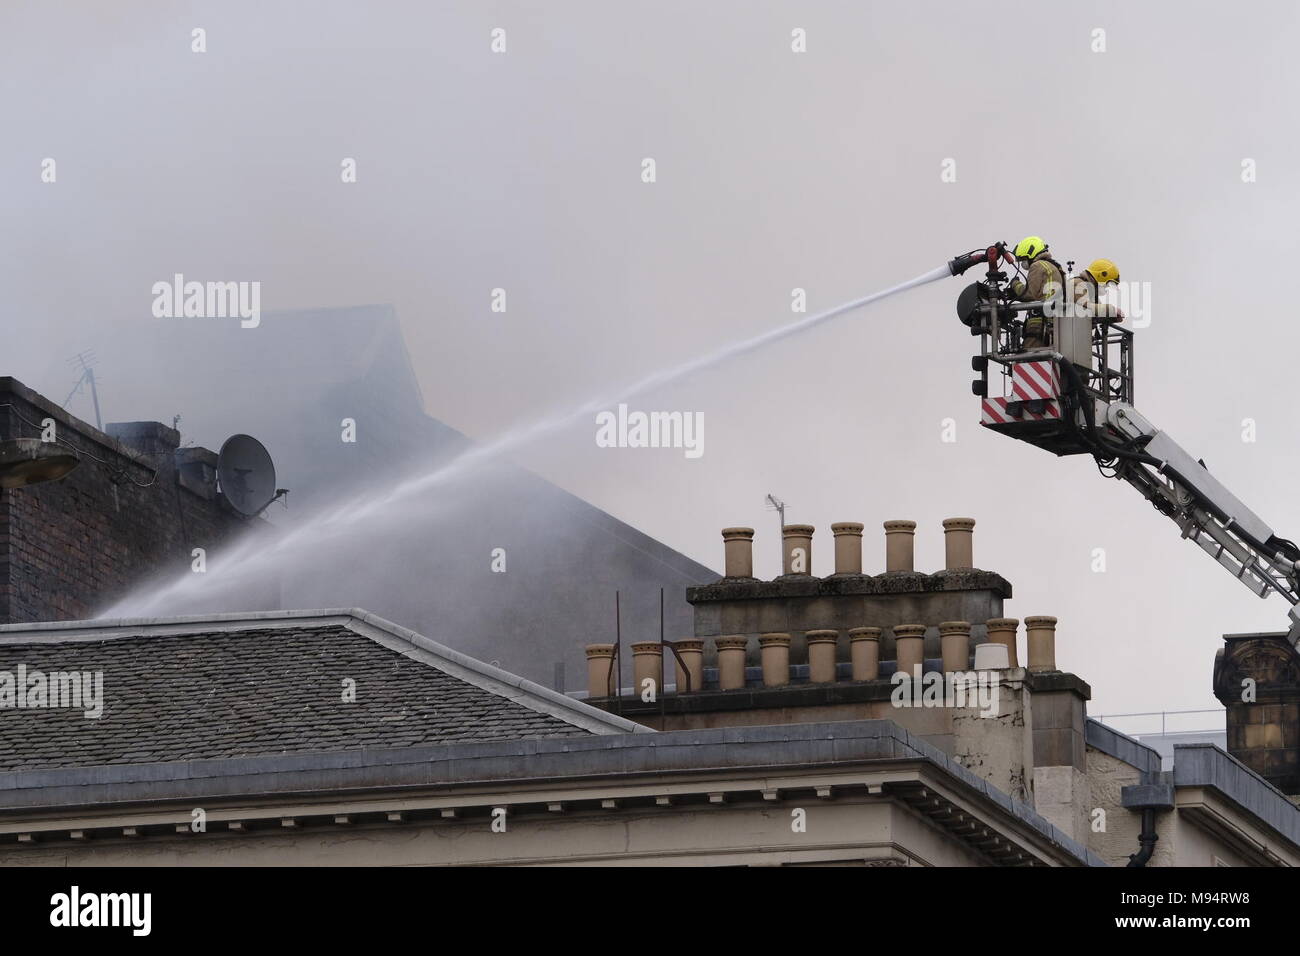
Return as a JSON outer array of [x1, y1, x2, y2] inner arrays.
[[107, 263, 952, 617]]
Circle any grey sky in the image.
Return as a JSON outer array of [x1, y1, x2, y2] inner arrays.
[[5, 1, 1300, 718]]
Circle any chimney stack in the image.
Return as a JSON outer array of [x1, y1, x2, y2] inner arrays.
[[942, 517, 976, 570], [883, 520, 917, 572], [831, 522, 865, 574], [585, 644, 615, 698], [782, 524, 815, 575], [939, 621, 972, 672], [759, 633, 791, 687], [849, 626, 881, 680], [721, 527, 755, 579], [1025, 616, 1058, 672]]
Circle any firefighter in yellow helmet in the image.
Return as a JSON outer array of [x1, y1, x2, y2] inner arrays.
[[1008, 236, 1067, 350], [1069, 258, 1125, 323]]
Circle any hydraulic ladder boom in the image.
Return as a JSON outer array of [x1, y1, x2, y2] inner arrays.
[[1101, 401, 1300, 644]]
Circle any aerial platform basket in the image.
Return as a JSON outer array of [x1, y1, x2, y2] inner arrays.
[[978, 354, 1091, 456], [965, 286, 1134, 458]]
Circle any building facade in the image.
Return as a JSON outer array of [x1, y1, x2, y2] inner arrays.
[[0, 377, 255, 623], [0, 610, 1099, 866], [0, 594, 1295, 866], [579, 519, 1300, 866]]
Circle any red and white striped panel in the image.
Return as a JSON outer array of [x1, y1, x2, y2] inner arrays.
[[981, 396, 1061, 425], [1010, 360, 1060, 403]]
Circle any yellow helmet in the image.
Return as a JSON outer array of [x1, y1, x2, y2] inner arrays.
[[1013, 236, 1047, 260], [1085, 258, 1120, 285]]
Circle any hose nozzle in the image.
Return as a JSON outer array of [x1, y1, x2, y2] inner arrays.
[[948, 242, 1014, 277]]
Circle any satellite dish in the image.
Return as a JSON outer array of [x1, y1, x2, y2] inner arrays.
[[217, 434, 276, 516]]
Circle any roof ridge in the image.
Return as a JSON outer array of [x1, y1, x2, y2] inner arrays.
[[0, 608, 361, 641]]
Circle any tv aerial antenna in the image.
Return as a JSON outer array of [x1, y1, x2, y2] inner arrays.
[[764, 493, 787, 565], [63, 351, 103, 430]]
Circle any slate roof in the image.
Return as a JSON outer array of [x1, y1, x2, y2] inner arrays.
[[0, 609, 647, 772]]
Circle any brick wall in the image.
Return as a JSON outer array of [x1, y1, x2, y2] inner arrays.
[[0, 377, 253, 623]]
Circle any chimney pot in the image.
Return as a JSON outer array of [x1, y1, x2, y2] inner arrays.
[[831, 522, 865, 574], [805, 630, 839, 683], [631, 642, 663, 697], [1025, 616, 1058, 672], [883, 520, 917, 572], [585, 644, 615, 698], [985, 618, 1020, 668], [715, 636, 749, 690], [671, 639, 704, 693], [892, 624, 926, 676], [758, 633, 792, 687], [942, 517, 976, 570], [721, 527, 756, 579], [782, 524, 815, 576], [848, 626, 882, 680], [938, 621, 972, 672], [973, 642, 1010, 670]]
